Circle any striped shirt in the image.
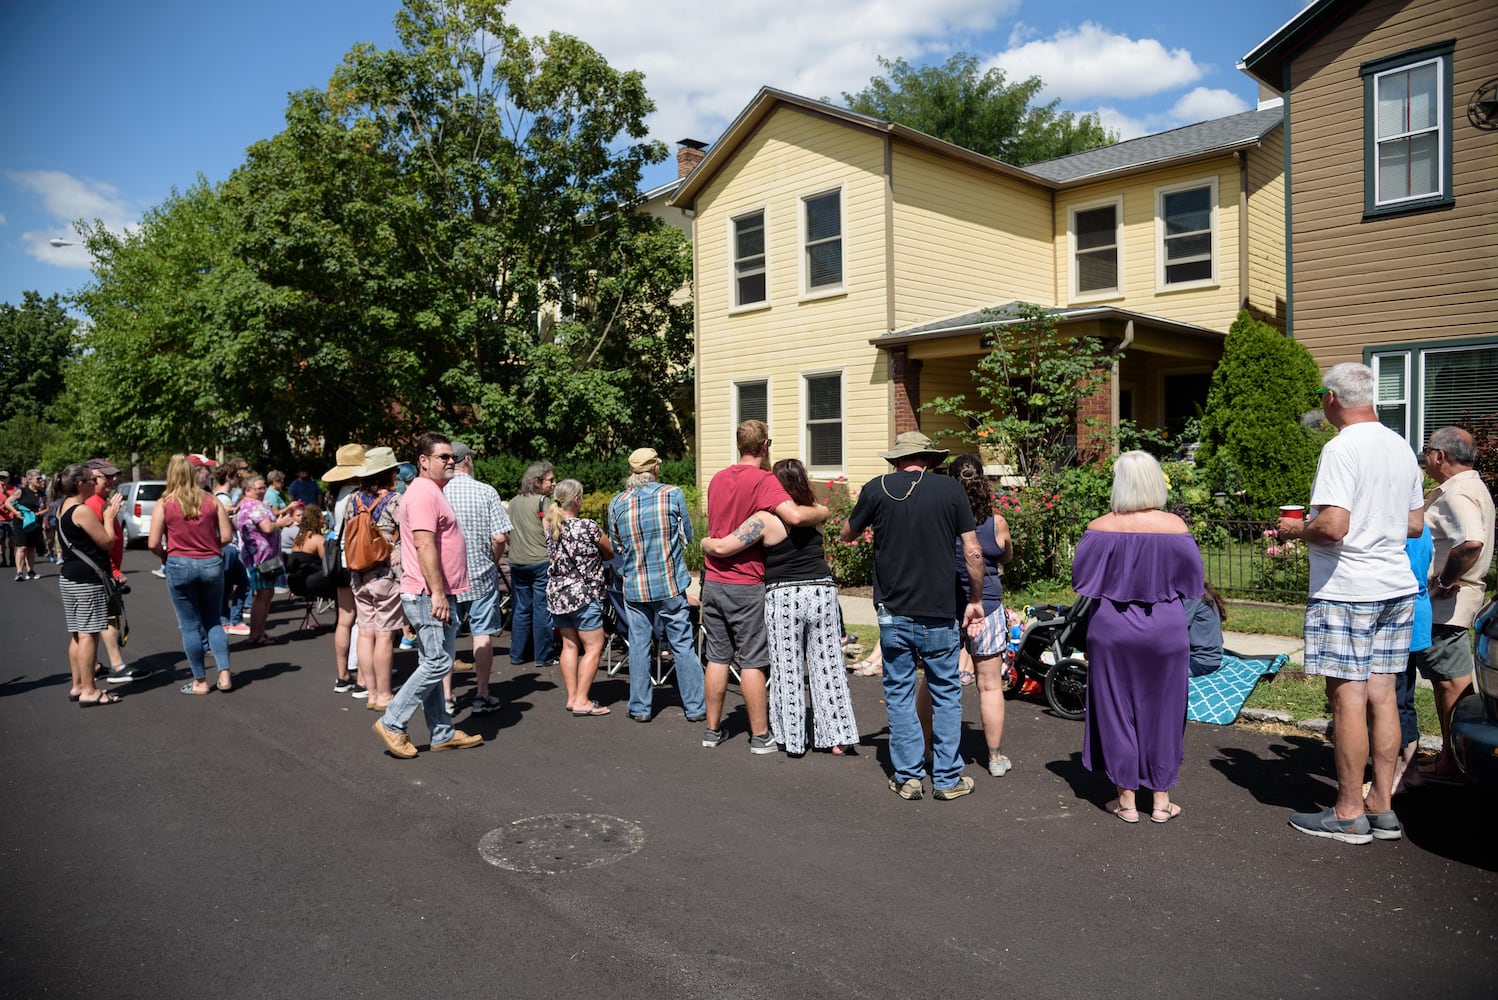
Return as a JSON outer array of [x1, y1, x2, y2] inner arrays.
[[609, 482, 692, 604], [443, 472, 513, 596]]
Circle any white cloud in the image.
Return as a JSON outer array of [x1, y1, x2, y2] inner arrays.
[[1168, 87, 1250, 122], [1092, 106, 1151, 142], [6, 170, 138, 270], [503, 0, 1020, 149], [989, 22, 1203, 103]]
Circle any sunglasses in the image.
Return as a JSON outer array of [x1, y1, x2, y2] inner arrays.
[[428, 453, 456, 463]]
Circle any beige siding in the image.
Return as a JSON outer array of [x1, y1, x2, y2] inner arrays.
[[1052, 158, 1250, 329], [693, 107, 892, 489], [1245, 129, 1287, 326], [889, 145, 1054, 326], [1285, 0, 1498, 365]]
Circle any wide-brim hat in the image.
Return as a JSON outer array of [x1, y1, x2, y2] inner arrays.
[[356, 446, 399, 479], [878, 431, 950, 463], [322, 444, 367, 483]]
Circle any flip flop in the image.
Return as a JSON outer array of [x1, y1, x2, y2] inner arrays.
[[571, 701, 611, 717], [68, 690, 81, 702], [1150, 802, 1183, 824], [79, 690, 123, 706], [1105, 799, 1140, 824], [180, 683, 212, 696]]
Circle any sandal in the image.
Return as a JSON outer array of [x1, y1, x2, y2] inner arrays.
[[79, 690, 123, 706], [180, 682, 212, 696], [830, 744, 855, 756], [68, 689, 82, 702], [958, 669, 975, 686], [217, 675, 233, 693], [1150, 802, 1183, 824], [851, 659, 882, 677], [571, 701, 611, 717], [1105, 799, 1140, 824]]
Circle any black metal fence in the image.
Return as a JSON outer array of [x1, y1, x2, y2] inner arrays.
[[1194, 518, 1309, 603]]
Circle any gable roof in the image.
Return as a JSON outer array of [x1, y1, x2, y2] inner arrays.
[[669, 87, 1283, 207], [1239, 0, 1358, 89], [1024, 107, 1284, 184], [872, 302, 1224, 349]]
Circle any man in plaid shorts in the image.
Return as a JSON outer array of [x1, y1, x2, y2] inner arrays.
[[1277, 363, 1425, 844]]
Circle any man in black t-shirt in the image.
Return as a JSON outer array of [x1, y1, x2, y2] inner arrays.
[[844, 431, 984, 802]]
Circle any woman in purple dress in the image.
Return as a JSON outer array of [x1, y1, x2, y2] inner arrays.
[[1071, 451, 1203, 825]]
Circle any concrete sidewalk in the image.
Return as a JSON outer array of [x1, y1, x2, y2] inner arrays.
[[837, 592, 1304, 660]]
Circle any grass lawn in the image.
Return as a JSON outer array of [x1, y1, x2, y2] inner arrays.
[[1244, 667, 1439, 736]]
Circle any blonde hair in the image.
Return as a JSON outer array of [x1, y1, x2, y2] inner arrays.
[[736, 420, 769, 457], [163, 454, 204, 519], [1110, 451, 1168, 513], [543, 478, 584, 538]]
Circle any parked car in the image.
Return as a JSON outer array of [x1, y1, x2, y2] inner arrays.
[[118, 480, 166, 547], [1452, 598, 1498, 791]]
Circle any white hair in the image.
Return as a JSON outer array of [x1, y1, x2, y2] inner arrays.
[[1322, 362, 1376, 408], [1110, 451, 1169, 513]]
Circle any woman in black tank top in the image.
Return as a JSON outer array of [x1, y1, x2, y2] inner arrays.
[[55, 463, 125, 705]]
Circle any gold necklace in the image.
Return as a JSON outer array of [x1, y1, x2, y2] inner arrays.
[[880, 469, 924, 501]]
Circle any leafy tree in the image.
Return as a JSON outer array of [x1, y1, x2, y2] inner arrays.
[[839, 54, 1116, 166], [925, 302, 1113, 480], [0, 292, 77, 422], [67, 0, 692, 468], [1195, 310, 1327, 518]]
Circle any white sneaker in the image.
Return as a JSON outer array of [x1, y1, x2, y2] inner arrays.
[[987, 754, 1012, 777], [151, 567, 167, 579]]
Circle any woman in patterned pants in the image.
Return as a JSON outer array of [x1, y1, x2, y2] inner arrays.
[[703, 459, 858, 755]]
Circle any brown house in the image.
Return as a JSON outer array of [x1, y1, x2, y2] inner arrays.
[[1240, 0, 1498, 447]]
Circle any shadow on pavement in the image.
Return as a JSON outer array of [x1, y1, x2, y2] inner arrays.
[[1209, 737, 1336, 809]]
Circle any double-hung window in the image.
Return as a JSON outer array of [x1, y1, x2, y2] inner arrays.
[[1362, 42, 1454, 216], [732, 210, 767, 308], [1069, 198, 1121, 300], [735, 380, 768, 427], [1370, 342, 1498, 447], [802, 190, 843, 295], [804, 372, 843, 471], [1156, 179, 1216, 289]]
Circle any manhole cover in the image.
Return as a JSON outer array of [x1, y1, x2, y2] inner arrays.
[[479, 813, 644, 874]]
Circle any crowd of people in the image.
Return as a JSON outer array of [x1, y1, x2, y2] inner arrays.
[[18, 361, 1494, 839]]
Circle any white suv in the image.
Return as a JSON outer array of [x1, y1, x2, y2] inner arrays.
[[118, 480, 166, 546]]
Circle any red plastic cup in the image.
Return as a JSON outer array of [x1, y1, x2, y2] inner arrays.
[[1279, 505, 1305, 520]]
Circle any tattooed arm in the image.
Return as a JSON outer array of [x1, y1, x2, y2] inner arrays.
[[700, 511, 786, 558]]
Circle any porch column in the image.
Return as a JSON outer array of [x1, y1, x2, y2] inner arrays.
[[889, 347, 922, 433], [1076, 364, 1116, 463]]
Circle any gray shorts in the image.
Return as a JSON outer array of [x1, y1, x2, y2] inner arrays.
[[1412, 623, 1475, 682], [701, 580, 769, 670]]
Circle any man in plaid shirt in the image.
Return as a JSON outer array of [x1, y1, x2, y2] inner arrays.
[[445, 441, 513, 713], [608, 447, 706, 724]]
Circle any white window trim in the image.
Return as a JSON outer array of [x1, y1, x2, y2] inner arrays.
[[1372, 56, 1445, 209], [800, 368, 846, 478], [727, 206, 770, 315], [1067, 195, 1124, 304], [1371, 351, 1411, 442], [798, 185, 846, 301], [1154, 177, 1219, 292]]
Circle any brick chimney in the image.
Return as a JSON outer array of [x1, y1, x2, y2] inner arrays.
[[677, 138, 708, 179]]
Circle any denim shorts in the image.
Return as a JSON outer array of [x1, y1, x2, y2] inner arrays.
[[552, 600, 603, 633], [455, 585, 504, 636]]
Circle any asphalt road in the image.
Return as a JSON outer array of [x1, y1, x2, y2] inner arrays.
[[2, 550, 1495, 1000]]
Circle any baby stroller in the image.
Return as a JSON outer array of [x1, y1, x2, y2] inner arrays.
[[1011, 597, 1094, 721]]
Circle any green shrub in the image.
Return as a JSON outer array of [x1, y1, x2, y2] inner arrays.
[[1196, 310, 1328, 519], [822, 479, 874, 586], [472, 455, 695, 499]]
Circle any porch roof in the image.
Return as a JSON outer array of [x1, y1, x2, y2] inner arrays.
[[870, 303, 1226, 349]]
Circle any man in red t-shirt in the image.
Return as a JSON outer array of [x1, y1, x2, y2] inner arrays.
[[700, 420, 828, 752], [0, 471, 16, 567]]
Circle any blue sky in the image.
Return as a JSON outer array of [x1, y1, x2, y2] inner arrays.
[[0, 0, 1309, 308]]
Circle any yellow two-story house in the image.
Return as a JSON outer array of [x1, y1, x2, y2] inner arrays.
[[669, 88, 1286, 490]]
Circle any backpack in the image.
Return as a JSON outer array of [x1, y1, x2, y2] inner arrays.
[[343, 491, 395, 572]]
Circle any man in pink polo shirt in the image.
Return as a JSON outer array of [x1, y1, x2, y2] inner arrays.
[[373, 432, 483, 758], [701, 420, 829, 752]]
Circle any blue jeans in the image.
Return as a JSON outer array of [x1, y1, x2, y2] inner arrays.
[[508, 562, 555, 664], [219, 543, 249, 625], [623, 595, 706, 719], [165, 555, 229, 681], [382, 594, 457, 745], [881, 615, 964, 789]]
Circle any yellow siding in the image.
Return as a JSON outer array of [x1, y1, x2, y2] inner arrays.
[[1285, 0, 1498, 365], [693, 107, 891, 489], [889, 145, 1054, 326], [1052, 157, 1248, 330], [1245, 128, 1287, 326]]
